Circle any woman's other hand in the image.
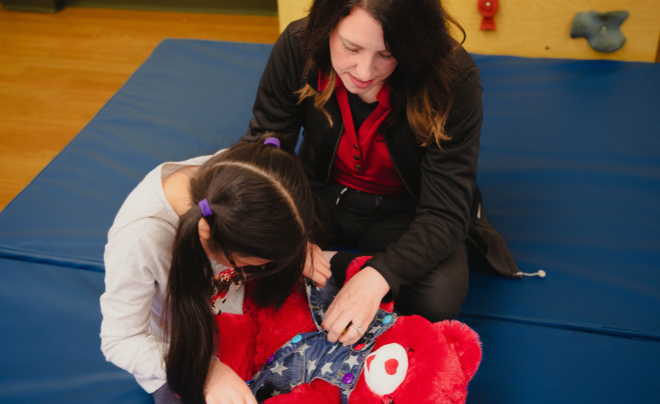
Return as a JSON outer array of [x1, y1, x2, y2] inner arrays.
[[205, 359, 257, 404], [322, 266, 390, 345], [302, 242, 332, 287]]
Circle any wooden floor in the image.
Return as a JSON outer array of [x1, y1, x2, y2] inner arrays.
[[0, 6, 279, 212]]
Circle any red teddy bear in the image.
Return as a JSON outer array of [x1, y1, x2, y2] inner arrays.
[[216, 257, 482, 404]]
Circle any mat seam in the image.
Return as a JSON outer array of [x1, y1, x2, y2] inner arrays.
[[1, 245, 658, 342], [0, 247, 104, 272], [459, 312, 660, 341]]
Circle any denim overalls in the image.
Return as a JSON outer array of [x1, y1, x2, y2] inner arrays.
[[248, 277, 398, 403]]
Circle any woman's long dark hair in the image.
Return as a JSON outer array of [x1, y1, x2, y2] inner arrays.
[[298, 0, 466, 147], [164, 134, 322, 404]]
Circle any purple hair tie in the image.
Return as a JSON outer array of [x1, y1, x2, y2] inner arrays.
[[198, 199, 213, 217], [263, 137, 280, 149]]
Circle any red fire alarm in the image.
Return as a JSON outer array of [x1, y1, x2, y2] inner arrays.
[[478, 0, 499, 31]]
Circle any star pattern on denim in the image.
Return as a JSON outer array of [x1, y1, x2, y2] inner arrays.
[[307, 359, 317, 376], [297, 343, 312, 354], [271, 361, 288, 376], [327, 343, 339, 355], [345, 354, 360, 369], [249, 275, 399, 402], [320, 361, 334, 375]]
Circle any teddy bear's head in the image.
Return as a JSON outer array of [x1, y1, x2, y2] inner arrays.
[[349, 316, 482, 404], [338, 256, 482, 404]]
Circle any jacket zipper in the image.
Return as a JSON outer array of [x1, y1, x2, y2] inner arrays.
[[322, 123, 344, 185], [383, 129, 418, 201]]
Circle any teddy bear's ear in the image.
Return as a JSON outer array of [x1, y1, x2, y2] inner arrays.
[[434, 320, 482, 381]]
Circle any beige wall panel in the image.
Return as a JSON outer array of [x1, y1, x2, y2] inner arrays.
[[445, 0, 660, 62], [277, 0, 660, 62], [277, 0, 312, 32]]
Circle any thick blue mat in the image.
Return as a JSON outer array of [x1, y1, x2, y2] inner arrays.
[[458, 315, 660, 404], [460, 55, 660, 340], [0, 258, 150, 404], [0, 40, 271, 271], [0, 39, 659, 403], [1, 256, 658, 404]]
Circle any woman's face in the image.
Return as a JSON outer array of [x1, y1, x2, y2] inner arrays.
[[329, 7, 398, 101]]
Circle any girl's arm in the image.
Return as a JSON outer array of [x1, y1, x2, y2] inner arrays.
[[100, 220, 174, 393], [205, 359, 257, 404]]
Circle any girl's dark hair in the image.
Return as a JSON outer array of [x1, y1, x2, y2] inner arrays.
[[164, 133, 322, 404], [298, 0, 466, 147]]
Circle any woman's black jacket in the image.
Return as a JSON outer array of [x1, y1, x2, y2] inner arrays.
[[241, 19, 518, 301]]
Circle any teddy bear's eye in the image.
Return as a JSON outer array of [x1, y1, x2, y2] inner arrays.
[[363, 343, 409, 396]]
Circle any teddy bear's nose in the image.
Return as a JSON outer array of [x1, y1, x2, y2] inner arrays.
[[384, 358, 399, 375], [364, 343, 408, 395]]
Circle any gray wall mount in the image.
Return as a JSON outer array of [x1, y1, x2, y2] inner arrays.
[[570, 10, 629, 53]]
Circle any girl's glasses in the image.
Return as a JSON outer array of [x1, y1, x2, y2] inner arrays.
[[225, 254, 266, 283], [211, 255, 267, 303]]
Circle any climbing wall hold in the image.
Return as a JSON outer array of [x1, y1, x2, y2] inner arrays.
[[570, 10, 629, 53], [478, 0, 499, 31]]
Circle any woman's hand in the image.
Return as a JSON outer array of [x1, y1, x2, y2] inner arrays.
[[322, 266, 390, 345], [205, 359, 257, 404], [302, 242, 332, 287]]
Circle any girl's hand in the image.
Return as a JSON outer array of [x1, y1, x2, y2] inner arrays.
[[303, 242, 332, 287], [322, 266, 390, 346], [205, 359, 257, 404]]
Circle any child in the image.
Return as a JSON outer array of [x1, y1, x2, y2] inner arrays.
[[100, 136, 330, 404]]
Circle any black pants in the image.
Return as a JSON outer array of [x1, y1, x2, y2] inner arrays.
[[314, 180, 469, 323]]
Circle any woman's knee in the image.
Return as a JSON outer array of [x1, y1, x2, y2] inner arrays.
[[393, 244, 469, 323], [395, 286, 468, 322]]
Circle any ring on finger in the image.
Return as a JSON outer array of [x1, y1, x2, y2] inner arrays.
[[351, 324, 365, 335]]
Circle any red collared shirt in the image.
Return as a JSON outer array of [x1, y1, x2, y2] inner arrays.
[[319, 71, 408, 195]]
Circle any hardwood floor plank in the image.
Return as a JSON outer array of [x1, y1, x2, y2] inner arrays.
[[0, 6, 279, 211]]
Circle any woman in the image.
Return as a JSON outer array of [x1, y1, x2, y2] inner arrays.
[[242, 0, 517, 347], [101, 136, 330, 404]]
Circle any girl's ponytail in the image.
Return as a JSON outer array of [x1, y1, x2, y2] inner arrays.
[[165, 206, 217, 404], [164, 134, 326, 403]]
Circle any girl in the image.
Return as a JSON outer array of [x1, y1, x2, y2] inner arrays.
[[101, 136, 330, 404], [243, 0, 517, 346]]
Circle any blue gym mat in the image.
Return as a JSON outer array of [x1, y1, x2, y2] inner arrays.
[[0, 39, 658, 403], [2, 256, 658, 404], [0, 258, 150, 404], [0, 40, 271, 271], [461, 55, 660, 340]]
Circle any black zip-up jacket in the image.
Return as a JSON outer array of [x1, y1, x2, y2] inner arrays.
[[242, 19, 516, 300]]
